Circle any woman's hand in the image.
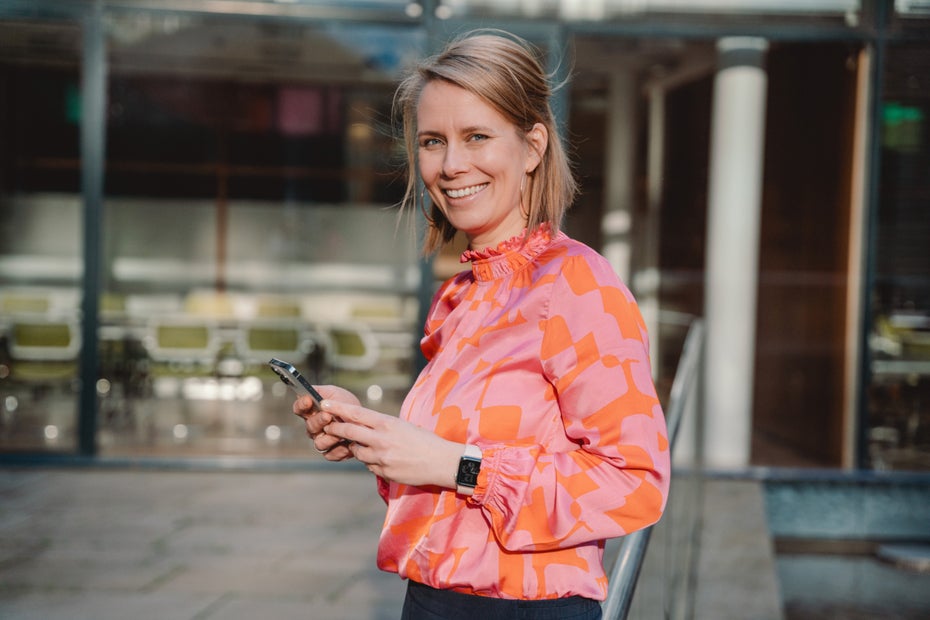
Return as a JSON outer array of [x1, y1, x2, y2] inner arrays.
[[320, 399, 463, 489], [292, 385, 358, 461]]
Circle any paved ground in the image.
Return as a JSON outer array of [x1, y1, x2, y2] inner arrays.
[[0, 465, 404, 620], [0, 465, 784, 620]]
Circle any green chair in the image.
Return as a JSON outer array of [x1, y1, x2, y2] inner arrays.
[[237, 319, 310, 365], [327, 323, 379, 372], [1, 294, 50, 315], [6, 317, 82, 383], [143, 319, 220, 378]]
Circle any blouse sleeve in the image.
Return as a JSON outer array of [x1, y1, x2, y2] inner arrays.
[[469, 253, 671, 552], [377, 475, 390, 504]]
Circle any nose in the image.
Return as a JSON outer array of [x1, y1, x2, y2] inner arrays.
[[441, 142, 469, 177]]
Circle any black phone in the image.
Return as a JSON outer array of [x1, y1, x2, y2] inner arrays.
[[268, 357, 324, 408]]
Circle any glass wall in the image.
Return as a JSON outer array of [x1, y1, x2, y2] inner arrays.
[[865, 37, 930, 471], [97, 14, 424, 458], [0, 17, 84, 453], [2, 1, 928, 471], [0, 8, 426, 459]]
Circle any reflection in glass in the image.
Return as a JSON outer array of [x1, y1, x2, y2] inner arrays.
[[95, 15, 423, 459], [867, 42, 930, 471], [0, 18, 84, 453]]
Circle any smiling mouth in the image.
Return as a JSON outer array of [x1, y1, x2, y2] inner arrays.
[[444, 183, 488, 199]]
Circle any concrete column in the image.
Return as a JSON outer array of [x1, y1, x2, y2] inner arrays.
[[601, 70, 667, 383], [638, 83, 664, 382], [703, 37, 768, 469], [601, 71, 636, 285]]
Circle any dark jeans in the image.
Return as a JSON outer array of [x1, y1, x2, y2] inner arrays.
[[400, 580, 603, 620]]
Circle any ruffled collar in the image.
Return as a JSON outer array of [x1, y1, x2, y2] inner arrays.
[[460, 224, 555, 281]]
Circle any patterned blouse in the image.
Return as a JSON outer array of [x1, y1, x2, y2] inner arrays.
[[376, 225, 670, 601]]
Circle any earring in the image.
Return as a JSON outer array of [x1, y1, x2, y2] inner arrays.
[[519, 173, 530, 219]]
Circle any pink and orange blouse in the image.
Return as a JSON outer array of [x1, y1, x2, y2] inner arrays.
[[376, 226, 670, 601]]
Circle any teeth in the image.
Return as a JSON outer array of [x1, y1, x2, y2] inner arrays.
[[445, 184, 486, 198]]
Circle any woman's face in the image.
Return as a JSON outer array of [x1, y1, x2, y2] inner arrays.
[[417, 80, 547, 252]]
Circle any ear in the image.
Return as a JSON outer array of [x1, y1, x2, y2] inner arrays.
[[525, 123, 548, 174]]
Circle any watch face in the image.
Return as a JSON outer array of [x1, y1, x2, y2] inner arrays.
[[457, 457, 481, 487]]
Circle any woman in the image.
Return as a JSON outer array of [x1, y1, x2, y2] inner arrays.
[[295, 30, 670, 620]]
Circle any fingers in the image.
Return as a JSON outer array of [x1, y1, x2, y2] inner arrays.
[[322, 419, 370, 448], [291, 389, 393, 466], [292, 395, 322, 418], [320, 399, 380, 427], [321, 441, 354, 461], [285, 387, 364, 462], [320, 403, 383, 448], [299, 410, 332, 439], [309, 428, 343, 451], [292, 386, 361, 418]]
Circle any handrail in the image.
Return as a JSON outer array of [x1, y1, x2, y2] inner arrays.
[[602, 319, 705, 619]]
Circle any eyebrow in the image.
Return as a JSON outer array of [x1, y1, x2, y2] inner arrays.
[[417, 125, 496, 140]]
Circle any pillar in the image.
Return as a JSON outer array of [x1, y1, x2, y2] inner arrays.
[[703, 37, 768, 469], [602, 71, 636, 285]]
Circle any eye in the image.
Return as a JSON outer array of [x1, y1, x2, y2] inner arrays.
[[468, 133, 489, 142], [419, 137, 443, 149]]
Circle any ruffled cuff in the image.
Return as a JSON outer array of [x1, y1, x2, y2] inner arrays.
[[465, 444, 538, 511], [466, 446, 496, 505]]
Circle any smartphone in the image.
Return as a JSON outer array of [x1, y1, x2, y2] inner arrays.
[[268, 357, 324, 408]]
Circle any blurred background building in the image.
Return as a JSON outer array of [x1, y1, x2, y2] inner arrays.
[[2, 2, 929, 618], [0, 0, 928, 472]]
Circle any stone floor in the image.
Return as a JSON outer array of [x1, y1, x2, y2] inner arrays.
[[0, 466, 784, 619]]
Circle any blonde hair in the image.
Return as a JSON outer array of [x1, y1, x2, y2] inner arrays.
[[394, 30, 577, 255]]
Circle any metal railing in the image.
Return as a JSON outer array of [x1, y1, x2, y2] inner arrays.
[[603, 318, 705, 620]]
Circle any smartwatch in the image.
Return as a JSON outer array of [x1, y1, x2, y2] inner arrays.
[[455, 444, 482, 496]]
